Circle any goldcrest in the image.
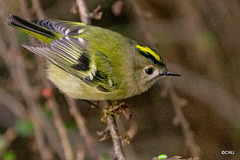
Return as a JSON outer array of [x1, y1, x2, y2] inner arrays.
[[7, 14, 180, 100]]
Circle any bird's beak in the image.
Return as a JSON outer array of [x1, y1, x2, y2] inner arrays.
[[159, 69, 181, 77]]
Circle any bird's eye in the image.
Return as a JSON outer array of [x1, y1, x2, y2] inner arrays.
[[145, 67, 153, 75]]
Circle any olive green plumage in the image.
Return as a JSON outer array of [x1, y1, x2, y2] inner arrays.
[[7, 14, 180, 100]]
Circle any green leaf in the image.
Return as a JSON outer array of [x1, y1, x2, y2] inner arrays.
[[3, 150, 16, 160], [157, 154, 168, 159], [15, 119, 34, 137]]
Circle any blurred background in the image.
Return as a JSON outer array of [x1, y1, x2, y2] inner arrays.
[[0, 0, 240, 160]]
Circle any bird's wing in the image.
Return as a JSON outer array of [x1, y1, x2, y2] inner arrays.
[[22, 37, 114, 92], [33, 19, 86, 36]]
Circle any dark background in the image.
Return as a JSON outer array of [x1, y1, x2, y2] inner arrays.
[[0, 0, 240, 160]]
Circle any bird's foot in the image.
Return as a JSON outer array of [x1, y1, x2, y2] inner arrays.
[[101, 102, 132, 123]]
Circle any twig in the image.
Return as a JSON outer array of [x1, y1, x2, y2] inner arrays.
[[0, 128, 17, 157], [0, 1, 65, 159], [130, 0, 157, 47], [35, 55, 74, 160], [0, 88, 28, 119], [35, 25, 74, 160], [33, 118, 54, 160], [76, 146, 85, 160], [65, 95, 103, 160], [76, 0, 90, 24], [169, 63, 240, 124], [18, 0, 30, 19], [107, 114, 125, 160], [167, 81, 201, 158], [31, 0, 46, 19], [89, 5, 103, 20], [28, 0, 75, 159], [105, 102, 125, 160], [47, 98, 74, 160], [130, 0, 201, 158]]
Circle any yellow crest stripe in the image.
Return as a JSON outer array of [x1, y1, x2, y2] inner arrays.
[[136, 45, 162, 63]]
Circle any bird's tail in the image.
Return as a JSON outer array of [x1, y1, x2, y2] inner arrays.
[[7, 14, 57, 43]]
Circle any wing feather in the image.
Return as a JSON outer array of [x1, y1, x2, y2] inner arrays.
[[33, 20, 86, 36], [22, 37, 114, 92]]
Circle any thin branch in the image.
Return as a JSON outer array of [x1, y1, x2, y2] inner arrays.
[[35, 54, 74, 160], [169, 63, 240, 124], [107, 114, 126, 160], [34, 29, 74, 160], [33, 118, 54, 160], [89, 5, 103, 20], [130, 0, 157, 47], [76, 146, 85, 160], [76, 0, 90, 24], [104, 101, 125, 160], [65, 95, 103, 160], [0, 88, 28, 119], [31, 0, 46, 19], [47, 98, 74, 160], [130, 0, 201, 158], [18, 0, 30, 19], [0, 1, 65, 158], [167, 81, 201, 158], [28, 0, 75, 159]]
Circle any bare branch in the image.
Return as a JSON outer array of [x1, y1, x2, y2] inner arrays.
[[33, 118, 54, 160], [47, 97, 74, 160], [169, 63, 240, 124], [0, 1, 65, 158], [103, 102, 126, 160], [89, 5, 103, 20], [65, 95, 103, 160], [31, 0, 46, 19], [107, 114, 125, 160], [130, 0, 201, 158], [34, 37, 74, 160], [167, 81, 201, 157], [18, 0, 30, 19], [0, 88, 28, 119], [76, 0, 90, 24], [24, 0, 75, 159], [76, 146, 85, 160]]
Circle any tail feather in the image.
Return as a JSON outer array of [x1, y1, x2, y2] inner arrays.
[[7, 14, 56, 42]]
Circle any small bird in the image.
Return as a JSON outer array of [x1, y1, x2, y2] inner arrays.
[[7, 14, 180, 100]]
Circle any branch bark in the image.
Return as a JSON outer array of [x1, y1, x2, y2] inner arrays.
[[65, 95, 103, 160], [107, 114, 125, 160], [76, 0, 90, 24]]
